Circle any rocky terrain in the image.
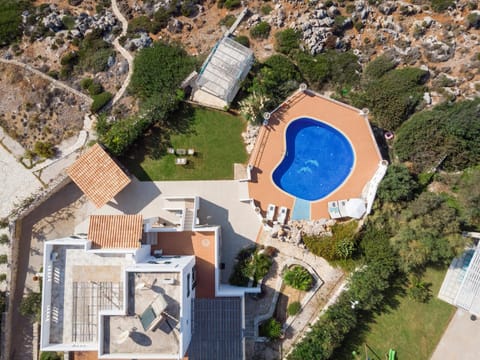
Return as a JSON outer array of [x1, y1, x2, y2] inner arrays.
[[0, 62, 86, 151]]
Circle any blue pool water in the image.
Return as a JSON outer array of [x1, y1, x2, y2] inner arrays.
[[272, 117, 354, 201]]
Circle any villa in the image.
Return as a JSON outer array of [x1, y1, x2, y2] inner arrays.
[[40, 145, 259, 360], [39, 84, 387, 359]]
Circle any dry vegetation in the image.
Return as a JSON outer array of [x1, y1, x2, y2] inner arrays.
[[0, 63, 86, 150]]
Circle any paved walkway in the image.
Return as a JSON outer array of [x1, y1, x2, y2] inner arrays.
[[431, 308, 480, 360], [111, 0, 134, 105], [0, 132, 43, 218], [75, 179, 262, 282]]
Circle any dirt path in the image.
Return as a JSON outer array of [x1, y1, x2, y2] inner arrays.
[[111, 0, 133, 105], [0, 58, 92, 104]]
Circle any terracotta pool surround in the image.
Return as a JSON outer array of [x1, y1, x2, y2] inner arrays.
[[248, 90, 382, 220]]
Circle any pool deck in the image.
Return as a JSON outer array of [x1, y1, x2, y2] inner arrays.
[[248, 90, 382, 220]]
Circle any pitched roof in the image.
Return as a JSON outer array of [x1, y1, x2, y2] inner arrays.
[[67, 144, 131, 208], [88, 214, 143, 249]]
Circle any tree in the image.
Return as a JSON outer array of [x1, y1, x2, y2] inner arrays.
[[377, 164, 419, 203], [91, 92, 112, 113], [457, 167, 480, 226], [353, 67, 428, 130], [394, 98, 480, 172], [283, 266, 313, 291], [250, 54, 302, 105], [275, 29, 301, 55], [295, 52, 330, 89], [239, 92, 269, 123]]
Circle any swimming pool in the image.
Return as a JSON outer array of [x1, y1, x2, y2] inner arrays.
[[272, 117, 354, 201]]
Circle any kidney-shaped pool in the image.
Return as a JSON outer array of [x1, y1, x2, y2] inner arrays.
[[272, 117, 355, 201]]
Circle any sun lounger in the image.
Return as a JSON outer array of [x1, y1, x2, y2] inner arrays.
[[277, 206, 288, 224], [187, 148, 195, 155], [139, 294, 168, 332], [167, 148, 175, 154], [266, 204, 276, 221], [176, 148, 186, 155], [327, 201, 342, 219], [175, 157, 187, 165]]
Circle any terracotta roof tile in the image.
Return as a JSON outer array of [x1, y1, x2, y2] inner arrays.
[[88, 215, 143, 249], [67, 144, 131, 208]]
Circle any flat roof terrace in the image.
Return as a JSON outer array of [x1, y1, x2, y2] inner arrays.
[[103, 272, 181, 357], [153, 231, 216, 299], [248, 91, 382, 220]]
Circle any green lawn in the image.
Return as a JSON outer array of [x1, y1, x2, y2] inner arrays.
[[346, 267, 455, 360], [121, 106, 248, 180]]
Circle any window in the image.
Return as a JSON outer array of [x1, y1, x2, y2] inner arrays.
[[192, 266, 197, 290], [187, 273, 190, 298]]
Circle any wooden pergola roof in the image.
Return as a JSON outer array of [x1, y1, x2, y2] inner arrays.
[[88, 214, 143, 249], [67, 144, 131, 208]]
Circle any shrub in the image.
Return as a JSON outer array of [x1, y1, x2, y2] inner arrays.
[[284, 266, 313, 291], [0, 218, 7, 228], [431, 0, 454, 12], [0, 0, 31, 46], [88, 82, 104, 96], [363, 55, 396, 80], [259, 318, 282, 339], [303, 221, 358, 261], [91, 91, 112, 113], [34, 141, 56, 158], [295, 52, 330, 89], [234, 35, 250, 48], [40, 352, 62, 360], [0, 234, 9, 244], [407, 275, 432, 303], [275, 29, 301, 55], [352, 67, 428, 130], [0, 274, 6, 282], [287, 301, 301, 316], [261, 4, 273, 14], [250, 54, 302, 105], [250, 21, 271, 39], [219, 14, 236, 28], [377, 164, 419, 203], [394, 98, 480, 172], [20, 292, 42, 321], [62, 15, 75, 30], [224, 0, 241, 10], [229, 246, 273, 286], [80, 77, 93, 90], [0, 254, 7, 264], [467, 12, 480, 29]]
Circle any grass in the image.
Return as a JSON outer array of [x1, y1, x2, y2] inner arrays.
[[342, 267, 455, 360], [121, 107, 247, 180]]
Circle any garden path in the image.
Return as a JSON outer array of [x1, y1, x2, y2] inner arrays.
[[259, 229, 345, 353], [110, 0, 134, 105]]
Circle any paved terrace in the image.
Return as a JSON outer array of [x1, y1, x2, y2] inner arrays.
[[76, 179, 261, 283], [248, 91, 382, 219]]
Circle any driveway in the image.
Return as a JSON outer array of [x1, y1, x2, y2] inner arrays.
[[431, 308, 480, 360]]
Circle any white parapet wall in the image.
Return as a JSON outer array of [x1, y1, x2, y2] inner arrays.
[[363, 160, 389, 214]]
